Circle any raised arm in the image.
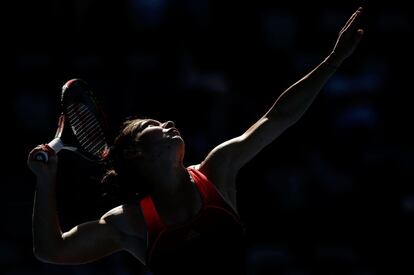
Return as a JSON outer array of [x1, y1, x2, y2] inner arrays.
[[27, 145, 145, 264], [200, 7, 364, 184]]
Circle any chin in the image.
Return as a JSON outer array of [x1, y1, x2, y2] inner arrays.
[[163, 137, 184, 151]]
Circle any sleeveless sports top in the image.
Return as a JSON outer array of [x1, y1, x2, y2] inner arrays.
[[140, 167, 246, 274]]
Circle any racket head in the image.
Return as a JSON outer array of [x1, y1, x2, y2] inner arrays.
[[61, 79, 110, 163]]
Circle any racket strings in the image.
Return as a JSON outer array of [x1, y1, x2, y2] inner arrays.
[[67, 104, 105, 143], [69, 110, 107, 154], [67, 103, 108, 158]]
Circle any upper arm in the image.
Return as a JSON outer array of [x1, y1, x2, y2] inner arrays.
[[230, 115, 291, 169], [41, 205, 147, 265], [55, 218, 123, 264]]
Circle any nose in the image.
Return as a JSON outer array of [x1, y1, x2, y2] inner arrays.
[[162, 121, 175, 128]]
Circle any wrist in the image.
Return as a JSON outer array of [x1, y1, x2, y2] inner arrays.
[[36, 175, 57, 189], [325, 62, 339, 70], [325, 53, 343, 69]]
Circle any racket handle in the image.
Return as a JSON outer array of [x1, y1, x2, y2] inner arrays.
[[33, 138, 64, 163], [48, 138, 64, 152]]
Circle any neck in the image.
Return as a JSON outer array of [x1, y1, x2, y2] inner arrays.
[[149, 163, 189, 198]]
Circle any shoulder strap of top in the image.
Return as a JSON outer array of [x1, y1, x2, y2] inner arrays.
[[140, 196, 166, 242]]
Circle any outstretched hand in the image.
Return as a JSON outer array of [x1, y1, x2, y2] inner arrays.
[[330, 7, 364, 67]]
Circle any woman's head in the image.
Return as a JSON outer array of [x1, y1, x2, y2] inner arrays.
[[101, 117, 185, 200], [115, 117, 185, 162]]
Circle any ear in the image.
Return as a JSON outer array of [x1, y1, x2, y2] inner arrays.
[[123, 147, 142, 159]]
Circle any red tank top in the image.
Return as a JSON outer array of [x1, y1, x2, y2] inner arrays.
[[140, 167, 246, 274]]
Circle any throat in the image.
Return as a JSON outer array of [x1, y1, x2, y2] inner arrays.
[[153, 177, 203, 227]]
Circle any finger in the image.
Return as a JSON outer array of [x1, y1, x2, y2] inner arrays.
[[28, 144, 53, 161], [347, 8, 363, 32], [341, 7, 363, 32], [43, 144, 56, 156], [347, 28, 364, 53], [29, 145, 45, 156], [28, 148, 45, 164], [340, 9, 359, 31], [341, 12, 357, 32], [341, 11, 361, 35], [354, 29, 364, 44]]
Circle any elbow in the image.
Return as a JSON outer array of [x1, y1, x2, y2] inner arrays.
[[33, 247, 51, 263], [33, 247, 55, 263], [33, 245, 64, 264]]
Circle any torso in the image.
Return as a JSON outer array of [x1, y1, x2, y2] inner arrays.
[[108, 166, 239, 264], [151, 171, 204, 226], [141, 167, 245, 274]]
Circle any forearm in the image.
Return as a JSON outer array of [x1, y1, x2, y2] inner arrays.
[[32, 177, 64, 260], [265, 54, 339, 124]]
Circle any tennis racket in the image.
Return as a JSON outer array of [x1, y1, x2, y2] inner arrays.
[[34, 79, 110, 163]]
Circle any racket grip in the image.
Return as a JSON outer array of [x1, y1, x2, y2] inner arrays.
[[48, 138, 64, 152], [33, 138, 64, 162]]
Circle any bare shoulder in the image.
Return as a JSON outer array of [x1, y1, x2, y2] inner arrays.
[[198, 139, 239, 189], [101, 203, 147, 239], [101, 203, 148, 262], [196, 146, 239, 211]]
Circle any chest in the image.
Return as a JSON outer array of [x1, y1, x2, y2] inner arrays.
[[147, 207, 246, 273]]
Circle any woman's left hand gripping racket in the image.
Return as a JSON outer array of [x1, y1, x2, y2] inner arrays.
[[34, 79, 110, 164]]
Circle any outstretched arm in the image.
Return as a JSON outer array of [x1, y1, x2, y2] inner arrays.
[[261, 7, 364, 126], [200, 7, 364, 184]]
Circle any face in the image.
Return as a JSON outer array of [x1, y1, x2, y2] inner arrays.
[[130, 119, 185, 162]]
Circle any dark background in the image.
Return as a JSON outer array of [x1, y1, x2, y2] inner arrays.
[[3, 0, 413, 274]]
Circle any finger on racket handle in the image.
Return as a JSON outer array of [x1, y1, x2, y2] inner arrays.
[[33, 138, 64, 162]]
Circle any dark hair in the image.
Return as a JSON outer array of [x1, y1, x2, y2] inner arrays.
[[100, 117, 153, 202]]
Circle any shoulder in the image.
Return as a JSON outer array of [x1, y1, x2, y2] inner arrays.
[[197, 146, 238, 191], [188, 163, 238, 211], [101, 204, 148, 263], [197, 138, 242, 184], [101, 203, 147, 239]]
